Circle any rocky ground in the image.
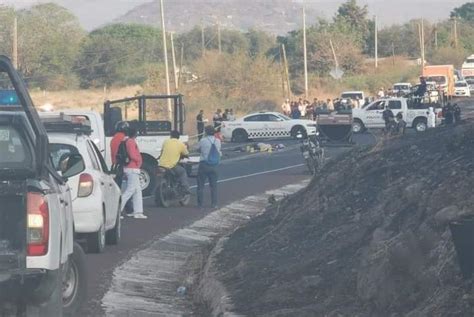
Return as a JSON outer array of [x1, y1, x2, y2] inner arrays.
[[215, 123, 474, 316]]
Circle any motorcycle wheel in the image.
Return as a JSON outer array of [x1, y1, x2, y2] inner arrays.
[[155, 178, 173, 208]]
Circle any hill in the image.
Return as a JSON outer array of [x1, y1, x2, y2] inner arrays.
[[216, 122, 474, 316], [116, 0, 467, 35]]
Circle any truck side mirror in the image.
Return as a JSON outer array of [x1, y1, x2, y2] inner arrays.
[[59, 153, 85, 180]]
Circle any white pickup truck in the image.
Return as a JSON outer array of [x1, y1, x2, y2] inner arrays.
[[42, 96, 198, 197], [351, 98, 442, 133]]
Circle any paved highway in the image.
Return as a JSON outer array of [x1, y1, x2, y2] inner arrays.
[[79, 138, 319, 316]]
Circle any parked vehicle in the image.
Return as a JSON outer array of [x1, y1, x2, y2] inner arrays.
[[461, 55, 474, 79], [341, 91, 365, 108], [454, 80, 471, 97], [351, 97, 443, 133], [297, 132, 324, 175], [422, 65, 455, 97], [42, 98, 199, 197], [466, 77, 474, 93], [221, 111, 317, 142], [0, 56, 86, 316], [40, 116, 122, 253], [392, 83, 412, 96]]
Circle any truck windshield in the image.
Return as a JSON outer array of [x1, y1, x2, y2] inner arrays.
[[425, 76, 446, 85], [455, 82, 468, 87]]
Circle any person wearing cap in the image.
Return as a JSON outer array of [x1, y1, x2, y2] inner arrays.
[[110, 121, 129, 185]]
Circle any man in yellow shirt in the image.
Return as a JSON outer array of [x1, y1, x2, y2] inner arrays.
[[159, 130, 190, 193]]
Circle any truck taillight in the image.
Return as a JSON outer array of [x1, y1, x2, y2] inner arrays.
[[27, 192, 49, 256], [78, 173, 94, 197]]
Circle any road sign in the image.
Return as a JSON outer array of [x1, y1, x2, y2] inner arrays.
[[330, 67, 344, 80]]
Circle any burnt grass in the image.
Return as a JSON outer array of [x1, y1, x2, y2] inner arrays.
[[217, 123, 474, 317]]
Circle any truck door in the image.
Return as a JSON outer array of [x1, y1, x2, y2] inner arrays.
[[364, 100, 385, 128]]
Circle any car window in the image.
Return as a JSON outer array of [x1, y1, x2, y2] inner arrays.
[[86, 141, 101, 171], [388, 100, 402, 110], [367, 101, 384, 111], [0, 125, 32, 168], [90, 140, 109, 173], [244, 115, 262, 122], [49, 143, 79, 171], [455, 82, 467, 87]]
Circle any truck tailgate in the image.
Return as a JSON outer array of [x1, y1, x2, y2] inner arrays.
[[0, 181, 26, 280]]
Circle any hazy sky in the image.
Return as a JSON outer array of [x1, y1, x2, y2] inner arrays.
[[1, 0, 468, 30]]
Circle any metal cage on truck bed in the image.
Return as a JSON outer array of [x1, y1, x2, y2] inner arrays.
[[103, 95, 185, 137]]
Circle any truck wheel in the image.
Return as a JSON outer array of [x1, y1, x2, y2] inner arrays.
[[63, 243, 87, 317], [106, 206, 121, 245], [26, 269, 63, 317], [140, 160, 157, 197], [291, 126, 307, 139], [86, 214, 106, 253], [232, 129, 248, 143], [414, 118, 427, 132], [352, 119, 365, 134]]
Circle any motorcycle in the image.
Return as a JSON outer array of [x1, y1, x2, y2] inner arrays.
[[297, 132, 324, 175], [154, 163, 191, 208]]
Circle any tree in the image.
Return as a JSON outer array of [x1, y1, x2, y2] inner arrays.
[[451, 2, 474, 23], [76, 23, 163, 88], [245, 29, 275, 57], [17, 3, 85, 89], [335, 0, 369, 40]]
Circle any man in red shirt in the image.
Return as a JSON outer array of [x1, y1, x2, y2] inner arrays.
[[120, 127, 147, 219]]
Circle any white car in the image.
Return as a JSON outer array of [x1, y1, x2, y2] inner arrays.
[[454, 80, 471, 97], [46, 126, 122, 253], [221, 111, 317, 142], [393, 83, 412, 95]]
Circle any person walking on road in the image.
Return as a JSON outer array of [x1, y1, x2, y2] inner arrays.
[[196, 110, 205, 141], [197, 125, 222, 209], [121, 127, 147, 219]]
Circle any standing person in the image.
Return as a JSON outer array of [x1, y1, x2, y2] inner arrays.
[[222, 109, 229, 121], [281, 99, 291, 115], [196, 110, 205, 141], [382, 105, 395, 135], [110, 121, 129, 186], [291, 102, 301, 119], [396, 113, 407, 135], [159, 130, 190, 194], [213, 109, 223, 132], [227, 109, 236, 121], [120, 127, 147, 219], [197, 125, 222, 209], [377, 87, 385, 99]]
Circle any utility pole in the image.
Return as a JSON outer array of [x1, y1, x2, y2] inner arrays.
[[434, 25, 438, 50], [453, 16, 458, 49], [374, 15, 378, 69], [279, 46, 286, 98], [329, 39, 339, 70], [391, 42, 395, 66], [159, 0, 172, 119], [303, 6, 308, 99], [178, 45, 184, 89], [201, 22, 205, 57], [12, 17, 17, 69], [170, 32, 178, 91], [421, 19, 425, 70], [281, 44, 291, 99], [217, 20, 222, 54]]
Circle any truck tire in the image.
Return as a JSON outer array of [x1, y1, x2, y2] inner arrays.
[[232, 129, 248, 143], [291, 126, 307, 139], [26, 269, 63, 317], [86, 214, 106, 253], [413, 118, 428, 132], [106, 205, 121, 245], [140, 159, 157, 197], [352, 119, 365, 134], [63, 243, 87, 317]]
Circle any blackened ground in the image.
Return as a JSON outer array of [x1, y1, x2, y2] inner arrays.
[[217, 122, 474, 317]]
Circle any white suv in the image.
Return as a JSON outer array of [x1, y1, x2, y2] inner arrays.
[[45, 126, 122, 253]]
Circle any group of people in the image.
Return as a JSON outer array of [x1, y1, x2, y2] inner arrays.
[[281, 98, 336, 120], [382, 107, 407, 136], [196, 109, 236, 140], [111, 121, 223, 219]]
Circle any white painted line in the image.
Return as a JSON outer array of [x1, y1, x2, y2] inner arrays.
[[190, 163, 305, 189]]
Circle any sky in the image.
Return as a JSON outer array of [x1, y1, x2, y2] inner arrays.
[[1, 0, 468, 30]]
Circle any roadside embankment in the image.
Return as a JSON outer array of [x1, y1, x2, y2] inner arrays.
[[210, 122, 474, 316]]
